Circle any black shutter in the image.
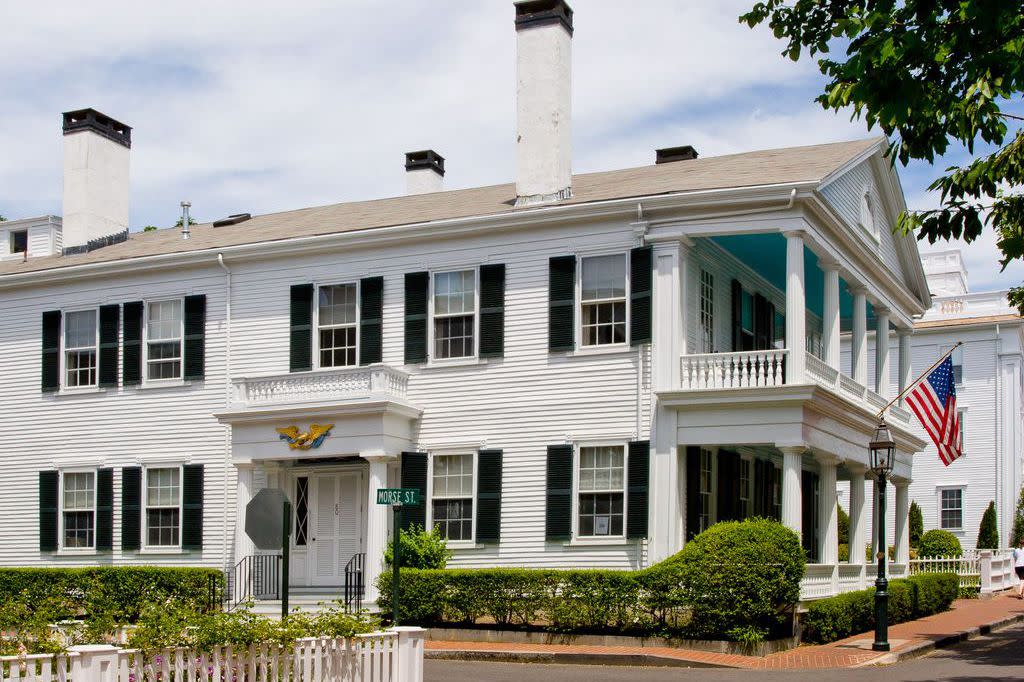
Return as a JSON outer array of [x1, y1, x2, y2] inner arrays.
[[41, 311, 61, 392], [479, 264, 506, 358], [121, 467, 142, 551], [753, 294, 769, 351], [731, 279, 742, 353], [39, 470, 58, 551], [404, 272, 429, 364], [183, 295, 206, 381], [96, 468, 113, 551], [98, 305, 120, 388], [626, 441, 650, 539], [545, 444, 573, 541], [685, 446, 701, 541], [548, 256, 576, 352], [801, 470, 818, 562], [122, 301, 144, 386], [182, 464, 204, 550], [359, 277, 384, 365], [476, 449, 503, 543], [630, 246, 653, 346], [289, 284, 314, 372], [716, 451, 732, 522], [400, 452, 428, 531]]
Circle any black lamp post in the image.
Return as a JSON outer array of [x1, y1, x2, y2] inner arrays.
[[869, 420, 896, 652]]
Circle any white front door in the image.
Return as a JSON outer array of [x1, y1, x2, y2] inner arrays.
[[310, 471, 364, 586]]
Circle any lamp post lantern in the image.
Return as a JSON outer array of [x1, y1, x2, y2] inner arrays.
[[869, 420, 896, 652]]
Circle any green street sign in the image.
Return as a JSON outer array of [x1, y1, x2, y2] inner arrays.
[[376, 488, 420, 505]]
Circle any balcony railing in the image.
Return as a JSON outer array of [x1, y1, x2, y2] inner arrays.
[[680, 349, 788, 390], [232, 364, 409, 407]]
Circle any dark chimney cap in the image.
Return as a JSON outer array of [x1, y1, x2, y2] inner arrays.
[[656, 145, 699, 164], [405, 150, 445, 176], [515, 0, 573, 35], [62, 108, 132, 149]]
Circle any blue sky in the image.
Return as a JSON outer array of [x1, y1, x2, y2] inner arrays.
[[1, 0, 1020, 292]]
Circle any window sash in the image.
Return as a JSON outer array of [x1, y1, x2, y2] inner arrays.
[[11, 230, 28, 254], [61, 471, 96, 550], [432, 454, 474, 499], [576, 444, 627, 538], [578, 446, 625, 493], [144, 467, 182, 547], [940, 489, 963, 529], [432, 270, 476, 360], [430, 454, 475, 541], [579, 254, 628, 348], [699, 270, 714, 352], [699, 448, 713, 532], [317, 284, 359, 368], [64, 310, 99, 388], [145, 300, 183, 380]]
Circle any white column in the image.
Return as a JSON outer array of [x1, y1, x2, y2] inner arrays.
[[780, 446, 804, 539], [817, 455, 839, 566], [784, 231, 807, 382], [898, 330, 913, 405], [852, 288, 868, 384], [822, 262, 841, 370], [233, 463, 257, 564], [894, 479, 910, 566], [361, 453, 394, 605], [848, 468, 867, 566], [875, 308, 891, 397]]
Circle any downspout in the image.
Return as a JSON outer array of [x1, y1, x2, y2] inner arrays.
[[995, 323, 1002, 546], [217, 253, 232, 571]]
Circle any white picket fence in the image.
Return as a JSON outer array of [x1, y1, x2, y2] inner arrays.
[[909, 549, 1017, 594], [0, 629, 424, 682]]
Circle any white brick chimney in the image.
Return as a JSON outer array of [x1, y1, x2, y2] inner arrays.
[[405, 150, 445, 195], [61, 109, 131, 251], [514, 0, 573, 206]]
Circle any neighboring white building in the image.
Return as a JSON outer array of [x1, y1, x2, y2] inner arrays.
[[0, 1, 931, 603], [840, 250, 1023, 551]]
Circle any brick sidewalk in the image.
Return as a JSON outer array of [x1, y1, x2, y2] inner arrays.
[[425, 593, 1024, 670]]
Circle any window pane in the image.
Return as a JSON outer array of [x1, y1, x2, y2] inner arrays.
[[146, 468, 181, 506], [148, 300, 182, 341], [63, 472, 95, 510], [578, 493, 623, 537], [434, 315, 474, 359], [581, 255, 626, 301], [66, 350, 97, 387], [582, 301, 626, 346], [63, 511, 94, 548], [65, 310, 97, 349], [432, 499, 473, 541], [432, 454, 473, 498], [11, 230, 28, 254], [146, 508, 180, 546], [320, 327, 357, 367], [434, 271, 474, 316], [579, 446, 624, 492], [318, 284, 357, 327]]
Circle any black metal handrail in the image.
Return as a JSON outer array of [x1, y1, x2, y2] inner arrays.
[[344, 553, 365, 612], [225, 554, 282, 611]]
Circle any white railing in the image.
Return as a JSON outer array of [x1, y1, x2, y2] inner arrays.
[[679, 349, 788, 389], [2, 630, 424, 682], [233, 365, 409, 407], [804, 352, 910, 426], [911, 550, 1017, 594], [800, 562, 909, 601]]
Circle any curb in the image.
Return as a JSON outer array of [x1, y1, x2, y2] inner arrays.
[[880, 610, 1024, 665], [425, 649, 738, 669]]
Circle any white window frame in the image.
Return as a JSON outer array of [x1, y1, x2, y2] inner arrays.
[[572, 441, 628, 541], [143, 464, 184, 550], [937, 485, 966, 532], [576, 252, 630, 350], [60, 306, 100, 390], [293, 474, 310, 549], [426, 450, 478, 546], [314, 281, 361, 370], [59, 468, 97, 552], [699, 268, 715, 353], [698, 447, 715, 533], [428, 268, 479, 363], [859, 188, 880, 241], [739, 454, 753, 520], [10, 229, 28, 255], [957, 406, 967, 455], [143, 298, 185, 383]]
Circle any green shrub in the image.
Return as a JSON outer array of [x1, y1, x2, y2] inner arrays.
[[976, 501, 999, 550], [384, 524, 452, 570], [838, 504, 850, 545], [1011, 486, 1024, 547], [919, 529, 963, 557], [802, 573, 958, 643], [909, 501, 924, 548]]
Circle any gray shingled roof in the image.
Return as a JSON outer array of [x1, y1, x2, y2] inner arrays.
[[0, 137, 880, 277]]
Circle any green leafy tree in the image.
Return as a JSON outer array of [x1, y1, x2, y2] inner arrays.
[[142, 225, 159, 232], [837, 503, 850, 545], [0, 214, 6, 222], [976, 500, 999, 549], [909, 500, 924, 548], [1011, 485, 1024, 546], [384, 524, 451, 569], [741, 1, 1024, 311], [175, 216, 197, 228], [919, 528, 963, 557]]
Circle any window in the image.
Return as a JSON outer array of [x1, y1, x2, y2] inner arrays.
[[433, 270, 476, 359], [957, 409, 966, 453], [61, 471, 95, 549], [294, 476, 309, 546], [578, 445, 625, 537], [940, 488, 963, 530], [771, 465, 782, 520], [10, 230, 27, 255], [581, 254, 626, 347], [431, 454, 474, 541], [950, 345, 963, 385], [739, 458, 751, 519], [318, 283, 358, 367], [860, 190, 877, 237], [64, 309, 98, 388], [699, 269, 714, 352], [145, 467, 181, 547], [146, 300, 182, 380], [698, 448, 713, 533]]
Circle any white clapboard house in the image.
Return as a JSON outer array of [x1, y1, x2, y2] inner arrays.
[[0, 1, 931, 604], [839, 250, 1023, 552]]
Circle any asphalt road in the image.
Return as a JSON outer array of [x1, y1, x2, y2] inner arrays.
[[425, 622, 1024, 681]]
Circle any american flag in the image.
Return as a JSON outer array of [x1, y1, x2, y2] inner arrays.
[[905, 355, 962, 466]]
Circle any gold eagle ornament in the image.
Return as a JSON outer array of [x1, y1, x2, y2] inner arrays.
[[276, 423, 334, 450]]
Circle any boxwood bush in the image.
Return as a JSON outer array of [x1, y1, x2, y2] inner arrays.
[[801, 572, 959, 643], [378, 518, 804, 641], [918, 529, 963, 557]]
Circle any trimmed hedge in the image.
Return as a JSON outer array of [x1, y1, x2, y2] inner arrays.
[[378, 518, 804, 641], [801, 573, 959, 643], [919, 529, 963, 557], [0, 567, 224, 624]]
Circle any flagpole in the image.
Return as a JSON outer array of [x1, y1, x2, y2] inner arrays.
[[876, 341, 962, 419]]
